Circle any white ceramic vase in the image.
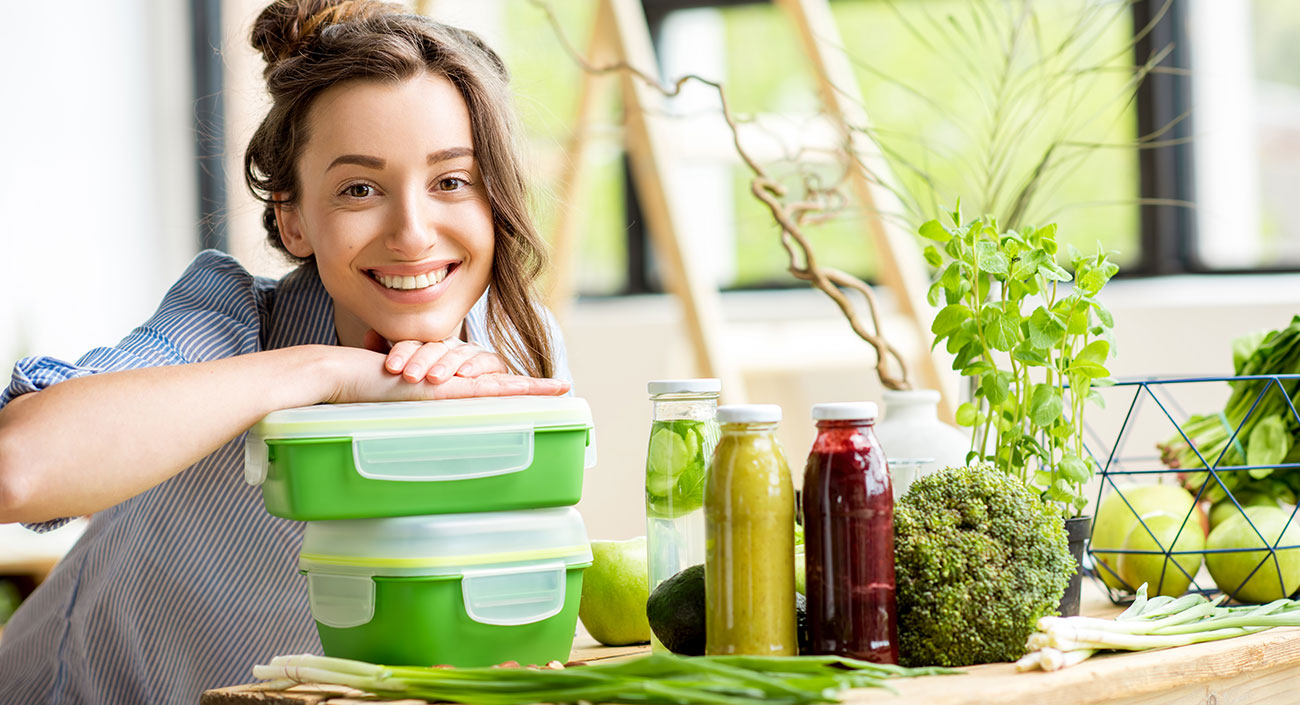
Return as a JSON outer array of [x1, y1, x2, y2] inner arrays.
[[874, 389, 972, 501]]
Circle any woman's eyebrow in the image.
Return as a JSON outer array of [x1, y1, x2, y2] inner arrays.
[[428, 147, 474, 164], [324, 147, 474, 174], [326, 154, 384, 172]]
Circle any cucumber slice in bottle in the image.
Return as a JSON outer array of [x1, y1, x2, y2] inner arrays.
[[648, 425, 691, 480]]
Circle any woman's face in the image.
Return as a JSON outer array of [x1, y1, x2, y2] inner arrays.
[[276, 72, 495, 348]]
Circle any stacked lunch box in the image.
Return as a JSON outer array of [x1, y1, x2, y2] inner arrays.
[[244, 396, 596, 667]]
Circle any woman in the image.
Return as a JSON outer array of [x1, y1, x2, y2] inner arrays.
[[0, 2, 568, 701]]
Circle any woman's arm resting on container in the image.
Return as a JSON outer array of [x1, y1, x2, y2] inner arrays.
[[0, 344, 567, 523]]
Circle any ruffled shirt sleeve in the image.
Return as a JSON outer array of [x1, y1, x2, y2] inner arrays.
[[1, 250, 272, 531]]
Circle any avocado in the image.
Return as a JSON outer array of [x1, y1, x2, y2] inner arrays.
[[645, 563, 811, 656], [647, 564, 707, 655]]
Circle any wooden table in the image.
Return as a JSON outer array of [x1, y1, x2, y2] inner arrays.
[[202, 584, 1300, 705]]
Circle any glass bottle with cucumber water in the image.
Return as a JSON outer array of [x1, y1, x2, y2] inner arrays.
[[645, 379, 720, 650]]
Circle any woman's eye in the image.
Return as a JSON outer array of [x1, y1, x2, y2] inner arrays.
[[437, 177, 466, 192], [343, 183, 374, 198]]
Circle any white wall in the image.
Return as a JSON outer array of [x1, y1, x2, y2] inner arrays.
[[0, 0, 196, 373]]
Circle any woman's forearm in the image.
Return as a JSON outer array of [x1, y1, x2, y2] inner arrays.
[[0, 345, 342, 523]]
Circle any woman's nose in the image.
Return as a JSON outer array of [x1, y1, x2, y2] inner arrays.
[[385, 190, 437, 257]]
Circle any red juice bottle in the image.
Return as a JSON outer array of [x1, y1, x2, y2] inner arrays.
[[802, 402, 898, 663]]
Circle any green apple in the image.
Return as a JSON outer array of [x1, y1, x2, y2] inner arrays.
[[1118, 512, 1204, 598], [578, 537, 652, 646], [1093, 484, 1199, 591], [1206, 506, 1300, 603], [1209, 492, 1279, 531]]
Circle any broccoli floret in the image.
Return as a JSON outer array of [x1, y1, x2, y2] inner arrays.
[[894, 464, 1074, 667]]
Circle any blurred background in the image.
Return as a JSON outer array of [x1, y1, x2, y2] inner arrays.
[[6, 0, 1300, 622]]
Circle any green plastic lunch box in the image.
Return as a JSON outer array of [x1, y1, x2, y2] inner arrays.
[[244, 397, 596, 520], [298, 507, 592, 667]]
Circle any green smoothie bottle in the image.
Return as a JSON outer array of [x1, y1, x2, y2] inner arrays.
[[704, 404, 796, 656]]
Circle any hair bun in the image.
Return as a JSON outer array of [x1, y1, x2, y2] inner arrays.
[[251, 0, 395, 67]]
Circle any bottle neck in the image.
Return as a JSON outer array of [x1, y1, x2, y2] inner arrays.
[[650, 393, 719, 422], [814, 418, 875, 430], [721, 421, 779, 435]]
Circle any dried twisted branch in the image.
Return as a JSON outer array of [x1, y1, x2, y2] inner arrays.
[[527, 0, 912, 390]]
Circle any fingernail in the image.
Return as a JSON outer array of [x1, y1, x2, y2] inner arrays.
[[430, 365, 446, 379], [387, 357, 405, 372]]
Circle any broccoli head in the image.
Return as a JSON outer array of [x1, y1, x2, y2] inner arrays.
[[894, 464, 1073, 667]]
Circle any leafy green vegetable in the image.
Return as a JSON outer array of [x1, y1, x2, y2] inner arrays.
[[253, 652, 958, 704], [647, 420, 712, 519], [894, 464, 1074, 667], [918, 209, 1118, 516], [1159, 317, 1300, 503]]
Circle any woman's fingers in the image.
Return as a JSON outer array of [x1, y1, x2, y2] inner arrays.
[[454, 350, 508, 379], [432, 374, 569, 399], [425, 343, 482, 384], [384, 340, 427, 375], [397, 341, 452, 382]]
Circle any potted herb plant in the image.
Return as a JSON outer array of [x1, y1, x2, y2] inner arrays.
[[920, 203, 1119, 615]]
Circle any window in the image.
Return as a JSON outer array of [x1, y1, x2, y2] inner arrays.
[[501, 0, 1149, 296]]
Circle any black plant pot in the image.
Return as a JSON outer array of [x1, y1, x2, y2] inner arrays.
[[1057, 515, 1092, 617]]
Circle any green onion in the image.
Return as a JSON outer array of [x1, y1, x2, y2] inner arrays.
[[1019, 584, 1300, 672], [252, 652, 958, 704]]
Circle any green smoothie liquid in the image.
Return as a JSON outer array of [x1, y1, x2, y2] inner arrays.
[[704, 422, 796, 656]]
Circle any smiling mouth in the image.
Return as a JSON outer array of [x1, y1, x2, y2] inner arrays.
[[367, 263, 458, 291]]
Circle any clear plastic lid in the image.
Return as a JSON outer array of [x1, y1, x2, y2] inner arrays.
[[300, 507, 592, 630], [298, 506, 592, 578], [252, 396, 592, 439], [647, 379, 722, 395], [717, 404, 782, 424], [812, 401, 879, 421], [244, 397, 596, 486]]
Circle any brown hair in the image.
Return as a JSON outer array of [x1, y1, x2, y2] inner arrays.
[[244, 0, 555, 378]]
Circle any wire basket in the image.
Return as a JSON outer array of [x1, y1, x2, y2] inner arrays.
[[1083, 374, 1300, 605]]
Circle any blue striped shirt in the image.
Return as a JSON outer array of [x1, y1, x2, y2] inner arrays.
[[0, 250, 570, 704]]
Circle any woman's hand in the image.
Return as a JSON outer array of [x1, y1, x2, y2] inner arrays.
[[363, 330, 507, 384]]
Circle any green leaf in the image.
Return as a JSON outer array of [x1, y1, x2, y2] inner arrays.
[[1058, 454, 1091, 484], [940, 262, 963, 292], [1038, 262, 1072, 282], [1012, 342, 1048, 366], [1047, 480, 1073, 503], [931, 304, 972, 338], [1079, 268, 1107, 295], [923, 245, 943, 268], [1088, 298, 1115, 328], [919, 220, 950, 243], [982, 371, 1011, 405], [961, 360, 996, 377], [975, 241, 1009, 275], [1030, 383, 1064, 427], [1076, 339, 1110, 366], [1011, 249, 1047, 281], [1246, 415, 1291, 469], [980, 305, 1020, 351], [1067, 308, 1089, 336], [956, 402, 979, 427], [1028, 308, 1067, 349], [926, 281, 943, 307], [1088, 388, 1106, 408]]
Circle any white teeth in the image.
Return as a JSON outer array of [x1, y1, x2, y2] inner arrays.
[[373, 267, 450, 290]]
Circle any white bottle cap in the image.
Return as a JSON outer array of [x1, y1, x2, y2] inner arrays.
[[647, 379, 722, 395], [717, 404, 782, 424], [811, 401, 879, 421]]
